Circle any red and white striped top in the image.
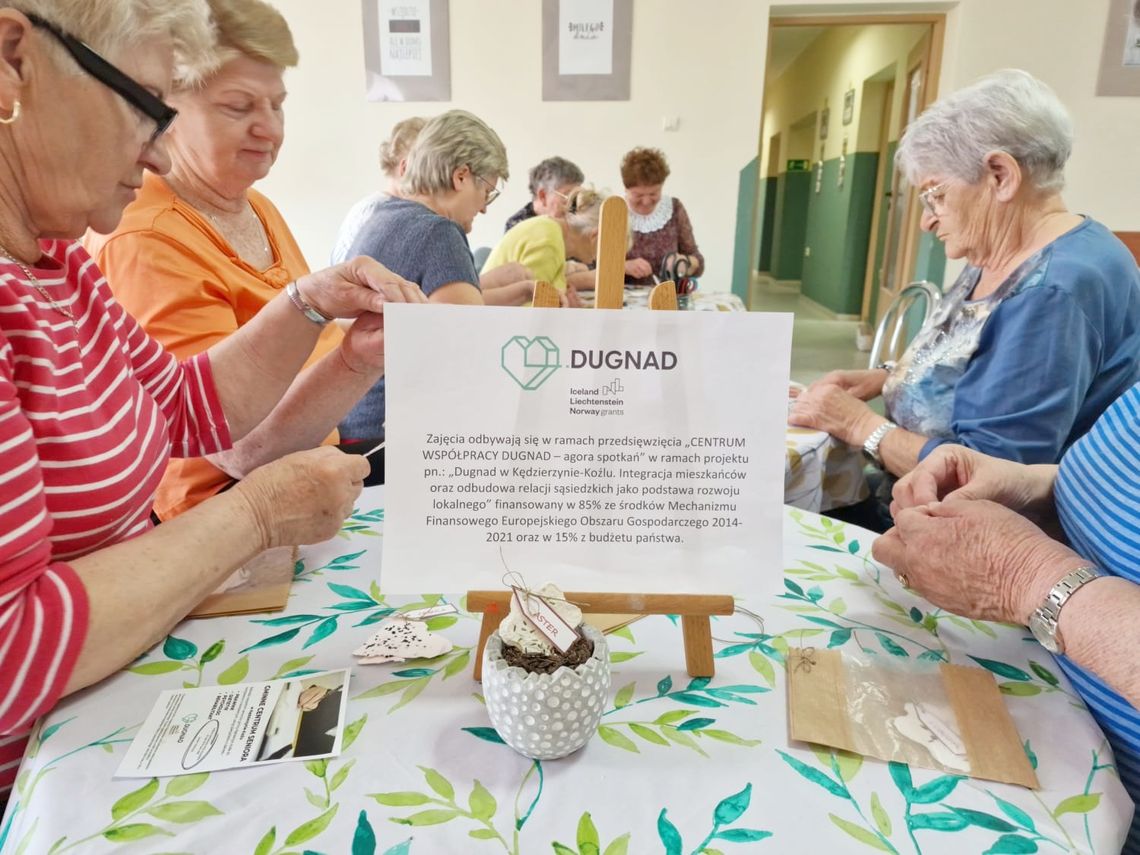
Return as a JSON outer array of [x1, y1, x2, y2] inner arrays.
[[0, 241, 231, 797]]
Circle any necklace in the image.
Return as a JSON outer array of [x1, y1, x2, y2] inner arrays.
[[0, 240, 78, 330]]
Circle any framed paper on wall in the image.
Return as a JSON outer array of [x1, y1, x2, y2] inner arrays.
[[542, 0, 633, 101], [362, 0, 451, 102], [1097, 0, 1140, 95]]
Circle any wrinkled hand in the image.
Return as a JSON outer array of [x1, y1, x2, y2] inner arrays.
[[296, 256, 425, 319], [339, 312, 385, 375], [234, 447, 368, 548], [625, 257, 653, 279], [791, 368, 887, 402], [566, 260, 588, 275], [872, 500, 1082, 624], [890, 444, 1055, 516], [787, 382, 881, 446]]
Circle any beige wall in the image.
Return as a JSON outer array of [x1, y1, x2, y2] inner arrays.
[[258, 0, 1140, 293], [761, 23, 927, 173]]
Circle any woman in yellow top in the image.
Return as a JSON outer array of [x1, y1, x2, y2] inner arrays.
[[85, 0, 382, 519], [483, 187, 604, 303]]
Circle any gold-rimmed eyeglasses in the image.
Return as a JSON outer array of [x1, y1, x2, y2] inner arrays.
[[918, 182, 950, 216], [474, 173, 501, 206]]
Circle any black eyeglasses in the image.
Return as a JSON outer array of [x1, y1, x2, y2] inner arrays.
[[26, 13, 178, 144]]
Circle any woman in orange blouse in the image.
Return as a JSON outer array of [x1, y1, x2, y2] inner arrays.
[[85, 0, 380, 520]]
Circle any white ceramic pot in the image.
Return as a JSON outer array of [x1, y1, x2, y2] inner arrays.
[[482, 624, 611, 760]]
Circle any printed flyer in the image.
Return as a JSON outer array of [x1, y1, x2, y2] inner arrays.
[[116, 670, 349, 778]]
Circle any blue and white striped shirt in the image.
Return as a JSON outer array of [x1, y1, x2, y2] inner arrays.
[[1055, 381, 1140, 851]]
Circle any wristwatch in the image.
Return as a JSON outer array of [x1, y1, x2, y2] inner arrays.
[[1028, 566, 1104, 654], [286, 280, 334, 326], [875, 360, 897, 373], [862, 420, 898, 466]]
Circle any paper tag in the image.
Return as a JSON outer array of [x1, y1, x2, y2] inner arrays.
[[512, 588, 580, 654], [399, 604, 459, 621]]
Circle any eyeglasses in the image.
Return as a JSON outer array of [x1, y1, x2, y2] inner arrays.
[[918, 182, 950, 216], [26, 13, 178, 145], [474, 173, 501, 206]]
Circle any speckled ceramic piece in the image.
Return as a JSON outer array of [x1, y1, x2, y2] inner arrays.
[[482, 624, 610, 760]]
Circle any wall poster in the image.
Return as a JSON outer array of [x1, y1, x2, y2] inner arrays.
[[543, 0, 632, 101], [362, 0, 451, 101]]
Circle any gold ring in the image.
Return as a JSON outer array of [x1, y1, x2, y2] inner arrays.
[[897, 573, 910, 589]]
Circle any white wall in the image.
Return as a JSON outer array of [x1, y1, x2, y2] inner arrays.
[[259, 0, 769, 290], [260, 0, 1140, 294]]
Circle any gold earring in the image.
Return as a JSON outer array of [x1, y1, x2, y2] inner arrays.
[[0, 100, 21, 124]]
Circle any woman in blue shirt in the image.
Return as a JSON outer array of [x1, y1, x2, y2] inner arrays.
[[790, 71, 1140, 509], [878, 407, 1140, 852]]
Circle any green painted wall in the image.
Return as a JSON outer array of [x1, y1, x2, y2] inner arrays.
[[757, 176, 778, 271], [771, 171, 811, 280], [800, 152, 879, 316], [731, 157, 760, 301]]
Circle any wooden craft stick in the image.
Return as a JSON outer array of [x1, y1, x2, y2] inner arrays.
[[594, 196, 628, 310], [649, 281, 678, 311], [531, 280, 561, 308]]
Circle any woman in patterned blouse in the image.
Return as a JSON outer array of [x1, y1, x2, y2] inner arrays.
[[620, 147, 704, 286]]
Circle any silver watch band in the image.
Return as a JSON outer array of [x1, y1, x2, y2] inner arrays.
[[1029, 566, 1103, 654], [286, 281, 333, 325], [862, 420, 898, 466]]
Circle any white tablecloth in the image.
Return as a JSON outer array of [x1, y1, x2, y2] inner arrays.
[[1, 488, 1130, 854]]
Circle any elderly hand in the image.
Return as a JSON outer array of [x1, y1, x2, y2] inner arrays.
[[788, 382, 882, 446], [338, 312, 386, 375], [625, 258, 653, 279], [483, 262, 533, 288], [791, 368, 887, 402], [872, 500, 1083, 624], [233, 447, 368, 549], [296, 256, 423, 320], [566, 260, 588, 275], [890, 444, 1056, 516], [566, 279, 583, 309]]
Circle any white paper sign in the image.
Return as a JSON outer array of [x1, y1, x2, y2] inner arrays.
[[559, 0, 613, 76], [116, 670, 349, 777], [381, 305, 792, 594], [379, 0, 432, 77]]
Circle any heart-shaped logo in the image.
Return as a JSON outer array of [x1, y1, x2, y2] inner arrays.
[[501, 335, 560, 390]]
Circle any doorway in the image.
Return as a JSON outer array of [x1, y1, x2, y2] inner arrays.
[[753, 13, 947, 329]]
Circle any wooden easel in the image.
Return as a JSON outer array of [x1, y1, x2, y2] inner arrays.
[[467, 591, 736, 681], [469, 203, 731, 682]]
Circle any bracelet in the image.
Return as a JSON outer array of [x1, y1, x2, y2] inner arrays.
[[286, 281, 333, 326]]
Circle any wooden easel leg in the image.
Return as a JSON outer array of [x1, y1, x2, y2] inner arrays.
[[681, 615, 716, 678], [472, 612, 498, 682]]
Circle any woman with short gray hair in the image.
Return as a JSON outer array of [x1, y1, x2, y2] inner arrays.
[[790, 69, 1140, 531], [504, 155, 585, 233], [338, 109, 510, 441]]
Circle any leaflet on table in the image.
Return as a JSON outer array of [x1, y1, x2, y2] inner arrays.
[[382, 304, 793, 593], [116, 669, 350, 778]]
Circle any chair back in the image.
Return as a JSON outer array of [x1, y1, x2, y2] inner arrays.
[[472, 246, 492, 272], [868, 280, 941, 368], [531, 280, 561, 308], [594, 196, 629, 310]]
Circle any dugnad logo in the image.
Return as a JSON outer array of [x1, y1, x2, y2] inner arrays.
[[501, 335, 560, 390]]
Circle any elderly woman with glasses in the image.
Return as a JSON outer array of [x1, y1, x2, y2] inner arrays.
[[789, 70, 1140, 531], [86, 0, 404, 520], [0, 0, 423, 802]]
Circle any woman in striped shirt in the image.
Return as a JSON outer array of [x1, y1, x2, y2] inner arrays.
[[877, 407, 1140, 851], [0, 0, 423, 805]]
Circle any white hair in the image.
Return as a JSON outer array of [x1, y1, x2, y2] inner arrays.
[[401, 109, 509, 196], [13, 0, 217, 86], [896, 69, 1074, 193]]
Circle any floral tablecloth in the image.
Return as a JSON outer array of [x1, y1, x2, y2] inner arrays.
[[1, 489, 1131, 855], [785, 426, 869, 513]]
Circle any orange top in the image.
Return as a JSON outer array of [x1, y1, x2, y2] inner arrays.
[[84, 172, 342, 520]]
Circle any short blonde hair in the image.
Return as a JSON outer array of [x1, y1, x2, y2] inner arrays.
[[14, 0, 216, 86], [563, 186, 605, 235], [380, 116, 427, 178], [402, 109, 509, 196], [206, 0, 298, 71]]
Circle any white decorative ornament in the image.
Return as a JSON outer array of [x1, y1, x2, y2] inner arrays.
[[628, 195, 674, 234], [499, 583, 583, 655], [891, 702, 969, 772], [353, 618, 454, 664], [482, 624, 610, 760]]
